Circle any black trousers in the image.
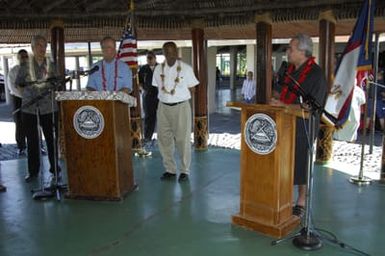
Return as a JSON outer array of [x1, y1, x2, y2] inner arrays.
[[143, 93, 159, 141], [12, 95, 26, 150], [22, 111, 59, 176]]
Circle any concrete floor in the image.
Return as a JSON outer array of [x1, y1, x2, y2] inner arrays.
[[0, 147, 384, 256], [1, 88, 384, 256]]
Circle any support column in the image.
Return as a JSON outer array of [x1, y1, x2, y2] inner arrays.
[[255, 13, 272, 104], [316, 10, 336, 163], [75, 56, 80, 90], [129, 59, 142, 151], [207, 46, 217, 113], [192, 21, 208, 150], [229, 47, 237, 90], [50, 19, 66, 158], [88, 42, 93, 68], [179, 47, 192, 66], [246, 44, 257, 77], [50, 20, 65, 81], [2, 57, 10, 105]]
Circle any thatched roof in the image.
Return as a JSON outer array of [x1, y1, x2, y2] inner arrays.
[[0, 0, 384, 43]]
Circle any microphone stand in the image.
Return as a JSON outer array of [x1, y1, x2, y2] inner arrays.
[[17, 77, 70, 201], [272, 74, 370, 255], [271, 73, 323, 250], [45, 82, 68, 201]]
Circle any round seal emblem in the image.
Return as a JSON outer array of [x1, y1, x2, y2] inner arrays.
[[244, 113, 277, 155], [73, 106, 105, 139]]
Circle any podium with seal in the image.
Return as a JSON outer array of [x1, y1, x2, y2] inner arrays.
[[56, 91, 137, 200], [227, 102, 302, 238]]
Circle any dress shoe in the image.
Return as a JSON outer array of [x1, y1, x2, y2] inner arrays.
[[178, 173, 189, 182], [135, 148, 152, 157], [18, 149, 26, 156], [0, 184, 6, 192], [160, 172, 176, 180], [25, 174, 38, 183]]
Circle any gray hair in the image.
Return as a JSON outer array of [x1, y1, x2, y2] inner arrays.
[[100, 36, 116, 47], [293, 34, 313, 57], [31, 35, 47, 48]]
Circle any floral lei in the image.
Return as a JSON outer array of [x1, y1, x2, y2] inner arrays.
[[160, 60, 181, 95], [279, 57, 316, 104]]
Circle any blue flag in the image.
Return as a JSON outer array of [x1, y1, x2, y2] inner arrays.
[[324, 0, 375, 128]]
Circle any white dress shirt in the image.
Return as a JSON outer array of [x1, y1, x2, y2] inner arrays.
[[241, 79, 256, 100], [7, 65, 23, 98], [152, 60, 199, 103]]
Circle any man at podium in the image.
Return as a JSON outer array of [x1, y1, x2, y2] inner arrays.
[[273, 34, 327, 218], [86, 36, 132, 93]]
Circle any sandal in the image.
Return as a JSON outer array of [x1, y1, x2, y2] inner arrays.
[[293, 205, 305, 219]]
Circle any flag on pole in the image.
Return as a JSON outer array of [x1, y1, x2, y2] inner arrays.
[[117, 27, 138, 70], [324, 0, 375, 127]]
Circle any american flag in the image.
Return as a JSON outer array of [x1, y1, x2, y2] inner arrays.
[[117, 28, 138, 70], [323, 0, 375, 127]]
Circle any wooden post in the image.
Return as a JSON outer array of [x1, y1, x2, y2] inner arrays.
[[316, 10, 336, 163], [192, 20, 208, 150], [50, 19, 66, 157], [50, 20, 65, 80], [130, 66, 143, 151], [255, 13, 272, 104]]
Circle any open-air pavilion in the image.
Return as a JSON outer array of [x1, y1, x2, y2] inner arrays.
[[0, 1, 385, 255]]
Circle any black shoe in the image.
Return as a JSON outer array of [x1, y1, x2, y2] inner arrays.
[[160, 172, 176, 180], [178, 173, 189, 182], [18, 149, 26, 156], [0, 184, 6, 192], [25, 174, 38, 183]]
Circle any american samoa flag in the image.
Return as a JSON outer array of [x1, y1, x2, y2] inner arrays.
[[324, 0, 375, 127], [117, 28, 138, 70]]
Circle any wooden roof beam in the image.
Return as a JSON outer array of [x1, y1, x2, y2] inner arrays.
[[43, 0, 69, 13]]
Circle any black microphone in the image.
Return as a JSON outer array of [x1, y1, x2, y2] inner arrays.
[[84, 66, 99, 75]]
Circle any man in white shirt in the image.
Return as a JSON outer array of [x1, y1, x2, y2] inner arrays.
[[152, 42, 199, 182], [241, 71, 256, 103], [7, 49, 28, 155]]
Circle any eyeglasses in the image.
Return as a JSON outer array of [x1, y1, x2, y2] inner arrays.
[[147, 56, 154, 60]]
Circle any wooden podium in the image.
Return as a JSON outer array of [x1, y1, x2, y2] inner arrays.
[[228, 102, 302, 238], [56, 91, 137, 200]]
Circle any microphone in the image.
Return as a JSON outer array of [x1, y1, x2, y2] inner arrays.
[[80, 66, 99, 76]]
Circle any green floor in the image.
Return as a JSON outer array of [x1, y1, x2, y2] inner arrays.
[[0, 147, 383, 256]]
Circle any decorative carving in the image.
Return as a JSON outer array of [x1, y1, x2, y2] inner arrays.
[[316, 124, 334, 163], [319, 10, 336, 23], [56, 91, 137, 106], [130, 117, 142, 151], [194, 116, 208, 150]]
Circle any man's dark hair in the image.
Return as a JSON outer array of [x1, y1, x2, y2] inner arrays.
[[162, 42, 177, 50], [147, 51, 156, 58], [18, 49, 28, 55]]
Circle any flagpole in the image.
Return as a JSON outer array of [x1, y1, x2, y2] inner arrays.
[[368, 33, 380, 154], [349, 83, 372, 185]]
